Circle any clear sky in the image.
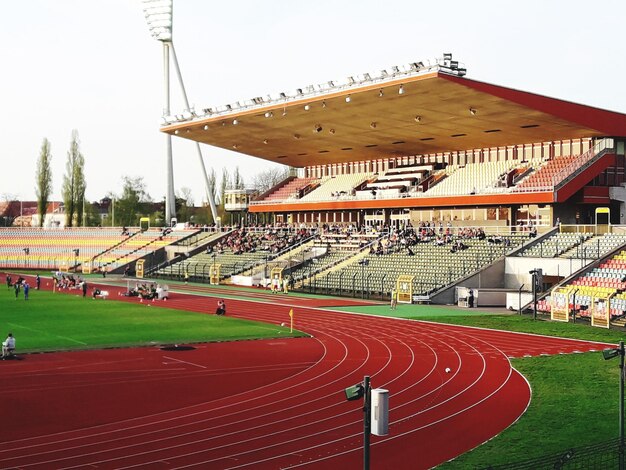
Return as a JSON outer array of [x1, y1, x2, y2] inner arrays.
[[2, 0, 625, 204]]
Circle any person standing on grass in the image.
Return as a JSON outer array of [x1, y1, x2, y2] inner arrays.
[[35, 274, 41, 290], [14, 282, 20, 300], [390, 289, 397, 310], [6, 274, 12, 290], [184, 271, 189, 285], [23, 282, 30, 301], [82, 280, 88, 298]]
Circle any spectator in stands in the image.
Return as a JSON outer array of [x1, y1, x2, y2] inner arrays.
[[2, 333, 15, 359]]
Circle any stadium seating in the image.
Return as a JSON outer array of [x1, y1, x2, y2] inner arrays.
[[261, 177, 319, 201], [311, 230, 526, 296], [299, 173, 373, 201], [0, 227, 195, 271], [425, 161, 517, 196], [517, 232, 592, 258]]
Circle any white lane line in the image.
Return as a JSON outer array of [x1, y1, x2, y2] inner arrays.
[[162, 356, 207, 369]]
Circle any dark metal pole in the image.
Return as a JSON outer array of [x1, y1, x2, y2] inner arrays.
[[532, 273, 537, 321], [363, 375, 371, 470], [518, 283, 525, 315], [619, 341, 624, 470]]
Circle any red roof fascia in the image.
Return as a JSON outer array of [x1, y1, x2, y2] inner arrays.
[[440, 74, 626, 136]]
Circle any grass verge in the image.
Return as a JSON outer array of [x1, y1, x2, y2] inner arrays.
[[0, 287, 304, 353], [439, 352, 619, 468]]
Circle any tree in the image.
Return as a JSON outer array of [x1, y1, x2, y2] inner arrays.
[[206, 168, 217, 224], [62, 130, 86, 227], [232, 166, 245, 190], [218, 167, 230, 225], [251, 166, 291, 193], [35, 138, 53, 227], [114, 176, 152, 226], [177, 187, 194, 223]]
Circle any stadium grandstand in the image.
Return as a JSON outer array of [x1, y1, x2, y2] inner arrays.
[[149, 54, 626, 318]]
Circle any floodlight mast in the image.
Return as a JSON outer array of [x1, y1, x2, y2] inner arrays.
[[142, 0, 176, 225], [169, 43, 219, 224], [143, 1, 219, 226]]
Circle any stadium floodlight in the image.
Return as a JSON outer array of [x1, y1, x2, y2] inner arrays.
[[142, 0, 173, 42]]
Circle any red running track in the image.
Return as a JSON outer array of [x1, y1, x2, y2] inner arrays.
[[0, 275, 613, 469]]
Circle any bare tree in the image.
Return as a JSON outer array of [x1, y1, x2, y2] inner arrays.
[[177, 187, 194, 222], [35, 138, 53, 227], [251, 166, 291, 193]]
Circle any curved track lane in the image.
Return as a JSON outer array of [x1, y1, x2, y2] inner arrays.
[[0, 276, 612, 469]]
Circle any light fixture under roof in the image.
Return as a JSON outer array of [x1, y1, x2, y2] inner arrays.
[[263, 139, 268, 144], [414, 116, 421, 123], [232, 144, 239, 149], [203, 124, 209, 130], [314, 124, 323, 133], [293, 133, 300, 139], [370, 122, 377, 129], [469, 108, 477, 116], [329, 128, 336, 134], [264, 111, 273, 118], [322, 101, 326, 108], [232, 119, 239, 125], [186, 54, 466, 123], [304, 104, 311, 111]]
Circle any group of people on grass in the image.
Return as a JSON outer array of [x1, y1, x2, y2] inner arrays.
[[6, 274, 31, 300], [121, 282, 168, 301]]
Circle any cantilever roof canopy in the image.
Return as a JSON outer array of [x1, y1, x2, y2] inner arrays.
[[162, 72, 626, 168]]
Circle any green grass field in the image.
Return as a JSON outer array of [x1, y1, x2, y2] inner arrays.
[[0, 287, 303, 352]]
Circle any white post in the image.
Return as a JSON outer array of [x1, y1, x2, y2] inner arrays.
[[168, 43, 219, 223]]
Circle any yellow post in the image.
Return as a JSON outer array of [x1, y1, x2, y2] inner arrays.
[[289, 308, 294, 333]]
